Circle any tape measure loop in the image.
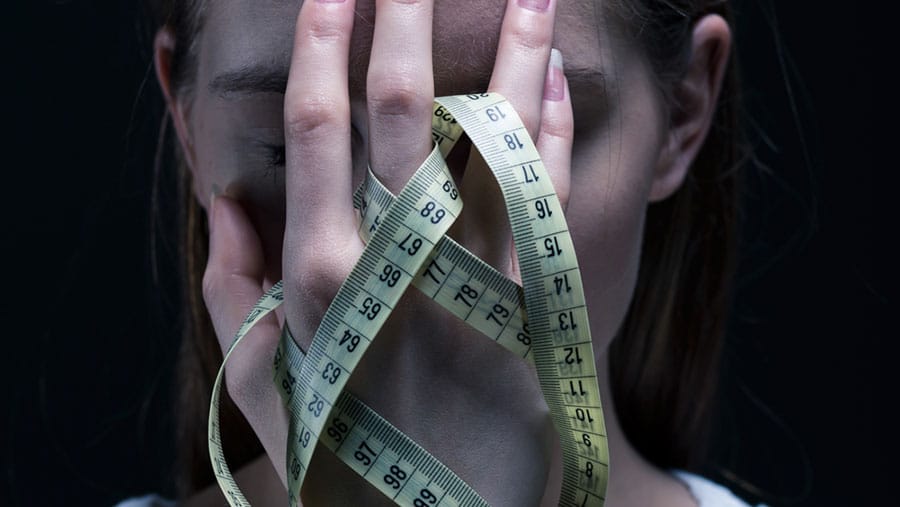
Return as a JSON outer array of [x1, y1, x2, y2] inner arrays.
[[208, 94, 608, 507]]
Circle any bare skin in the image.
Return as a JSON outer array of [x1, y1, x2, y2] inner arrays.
[[155, 0, 731, 504]]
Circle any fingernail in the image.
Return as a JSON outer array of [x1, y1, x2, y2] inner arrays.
[[316, 0, 345, 3], [543, 48, 564, 101], [518, 0, 550, 12]]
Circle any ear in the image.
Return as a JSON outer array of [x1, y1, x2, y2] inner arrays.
[[154, 27, 197, 171], [649, 14, 731, 202]]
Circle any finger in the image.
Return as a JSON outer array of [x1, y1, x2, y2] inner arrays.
[[459, 52, 572, 274], [366, 0, 435, 195], [203, 196, 281, 387], [488, 0, 557, 138], [457, 0, 556, 275], [203, 195, 288, 485], [284, 0, 358, 242], [535, 49, 572, 211]]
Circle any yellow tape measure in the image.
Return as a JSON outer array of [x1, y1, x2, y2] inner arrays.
[[208, 93, 609, 506]]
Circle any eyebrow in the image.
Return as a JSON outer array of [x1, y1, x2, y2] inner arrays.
[[209, 64, 605, 98], [209, 64, 289, 98], [565, 67, 606, 90]]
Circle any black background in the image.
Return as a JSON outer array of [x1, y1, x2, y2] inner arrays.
[[7, 1, 895, 505]]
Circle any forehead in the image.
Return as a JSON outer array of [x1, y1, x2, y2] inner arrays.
[[200, 0, 608, 97]]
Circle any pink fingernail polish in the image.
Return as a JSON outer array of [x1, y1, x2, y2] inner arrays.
[[543, 49, 565, 101], [518, 0, 550, 12]]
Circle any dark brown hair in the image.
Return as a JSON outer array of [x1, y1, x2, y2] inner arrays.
[[147, 0, 743, 497], [147, 0, 265, 497], [604, 0, 741, 470]]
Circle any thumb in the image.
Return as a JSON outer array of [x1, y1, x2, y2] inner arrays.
[[204, 195, 281, 355], [203, 194, 288, 486]]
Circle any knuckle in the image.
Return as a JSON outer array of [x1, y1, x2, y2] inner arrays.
[[508, 22, 552, 53], [367, 74, 432, 118], [201, 268, 221, 308], [302, 10, 348, 44], [201, 267, 259, 315], [517, 110, 541, 139], [539, 110, 574, 141], [284, 95, 349, 141]]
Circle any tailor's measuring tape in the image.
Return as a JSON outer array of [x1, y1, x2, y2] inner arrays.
[[208, 93, 609, 506], [353, 167, 534, 362]]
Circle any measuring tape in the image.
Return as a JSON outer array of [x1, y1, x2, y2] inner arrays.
[[208, 93, 609, 506]]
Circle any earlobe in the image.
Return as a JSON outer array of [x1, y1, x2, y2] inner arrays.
[[154, 27, 196, 170], [649, 14, 731, 202]]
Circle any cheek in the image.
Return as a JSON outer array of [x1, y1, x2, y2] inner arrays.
[[189, 94, 240, 202], [567, 163, 646, 358], [567, 115, 662, 356], [189, 97, 287, 280]]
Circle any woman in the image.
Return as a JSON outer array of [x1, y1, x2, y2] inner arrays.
[[141, 0, 752, 504]]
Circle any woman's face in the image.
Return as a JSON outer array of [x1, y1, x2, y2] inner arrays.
[[178, 0, 674, 356]]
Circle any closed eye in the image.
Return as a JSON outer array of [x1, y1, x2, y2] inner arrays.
[[263, 143, 286, 168]]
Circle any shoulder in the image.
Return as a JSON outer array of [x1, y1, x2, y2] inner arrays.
[[671, 470, 765, 507]]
